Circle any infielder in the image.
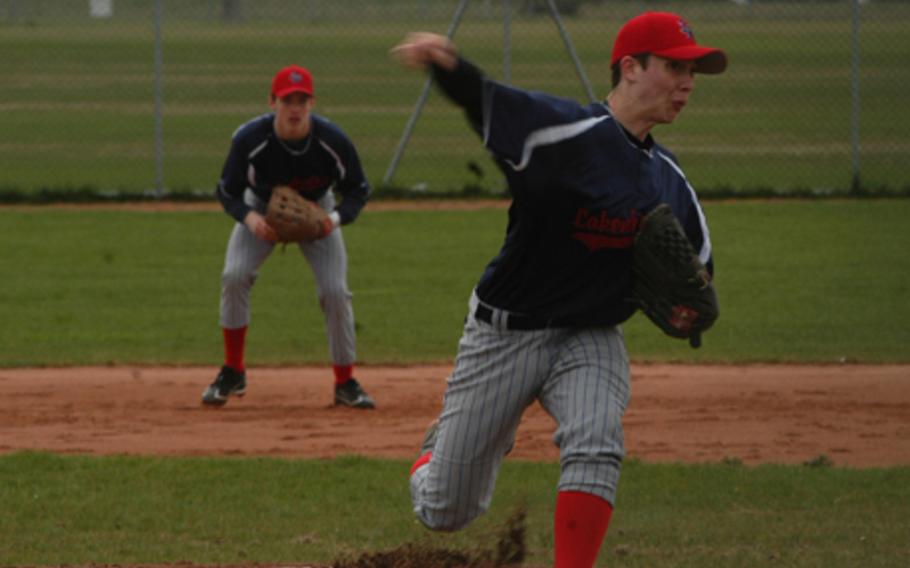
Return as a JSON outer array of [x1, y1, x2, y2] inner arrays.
[[202, 64, 375, 409], [393, 12, 725, 567]]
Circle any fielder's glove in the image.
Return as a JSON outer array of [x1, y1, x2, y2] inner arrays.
[[265, 185, 333, 243], [632, 203, 719, 348]]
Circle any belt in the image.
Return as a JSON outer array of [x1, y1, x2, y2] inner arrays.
[[474, 303, 566, 331]]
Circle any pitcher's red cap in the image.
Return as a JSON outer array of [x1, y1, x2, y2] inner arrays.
[[271, 65, 314, 98], [611, 12, 727, 74]]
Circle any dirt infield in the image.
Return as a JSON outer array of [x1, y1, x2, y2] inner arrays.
[[2, 363, 908, 467]]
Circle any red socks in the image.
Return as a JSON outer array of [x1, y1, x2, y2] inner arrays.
[[333, 364, 353, 386], [554, 491, 613, 568], [222, 326, 247, 371], [225, 327, 353, 385]]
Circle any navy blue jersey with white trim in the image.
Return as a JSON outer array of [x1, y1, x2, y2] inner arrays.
[[438, 63, 712, 327], [216, 113, 370, 225]]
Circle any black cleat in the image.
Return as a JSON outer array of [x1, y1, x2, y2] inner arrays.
[[334, 378, 375, 409], [201, 366, 247, 406]]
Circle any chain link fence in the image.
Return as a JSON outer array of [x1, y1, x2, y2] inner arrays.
[[1, 0, 907, 199]]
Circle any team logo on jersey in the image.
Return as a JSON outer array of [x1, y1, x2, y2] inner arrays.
[[570, 208, 640, 251], [678, 19, 694, 40], [290, 175, 330, 192]]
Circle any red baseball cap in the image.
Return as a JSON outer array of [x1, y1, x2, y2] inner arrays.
[[271, 65, 314, 98], [611, 12, 727, 74]]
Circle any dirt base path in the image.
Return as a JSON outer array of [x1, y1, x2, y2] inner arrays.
[[2, 364, 908, 467]]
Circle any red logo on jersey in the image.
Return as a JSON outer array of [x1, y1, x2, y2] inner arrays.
[[570, 208, 640, 251], [290, 175, 330, 193]]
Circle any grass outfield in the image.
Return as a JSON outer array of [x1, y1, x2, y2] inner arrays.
[[1, 3, 908, 195], [0, 199, 907, 366], [1, 452, 908, 567]]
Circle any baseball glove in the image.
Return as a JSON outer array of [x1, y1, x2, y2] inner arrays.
[[265, 185, 332, 243], [632, 203, 719, 348]]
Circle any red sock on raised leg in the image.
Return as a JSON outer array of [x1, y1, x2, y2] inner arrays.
[[409, 452, 432, 476], [554, 490, 613, 568], [222, 326, 247, 371]]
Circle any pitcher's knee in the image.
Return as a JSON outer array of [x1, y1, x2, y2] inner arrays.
[[410, 471, 486, 532], [414, 504, 483, 533]]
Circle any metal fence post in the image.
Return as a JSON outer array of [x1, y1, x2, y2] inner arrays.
[[544, 0, 596, 103], [850, 0, 862, 194], [382, 0, 471, 187], [7, 0, 21, 22], [503, 0, 512, 85], [154, 0, 164, 198]]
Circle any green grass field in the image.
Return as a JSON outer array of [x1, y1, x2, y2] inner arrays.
[[1, 199, 908, 367], [1, 1, 908, 196], [2, 452, 908, 567]]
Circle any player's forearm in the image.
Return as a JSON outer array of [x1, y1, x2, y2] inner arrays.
[[335, 181, 371, 225], [431, 57, 484, 131], [215, 182, 252, 223]]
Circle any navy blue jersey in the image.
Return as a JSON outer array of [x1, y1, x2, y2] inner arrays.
[[216, 112, 370, 224], [438, 65, 713, 327]]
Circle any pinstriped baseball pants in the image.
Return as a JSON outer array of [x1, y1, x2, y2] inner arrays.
[[219, 190, 356, 366], [410, 291, 630, 531]]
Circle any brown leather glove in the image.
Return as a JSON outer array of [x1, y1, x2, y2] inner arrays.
[[265, 185, 332, 242]]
